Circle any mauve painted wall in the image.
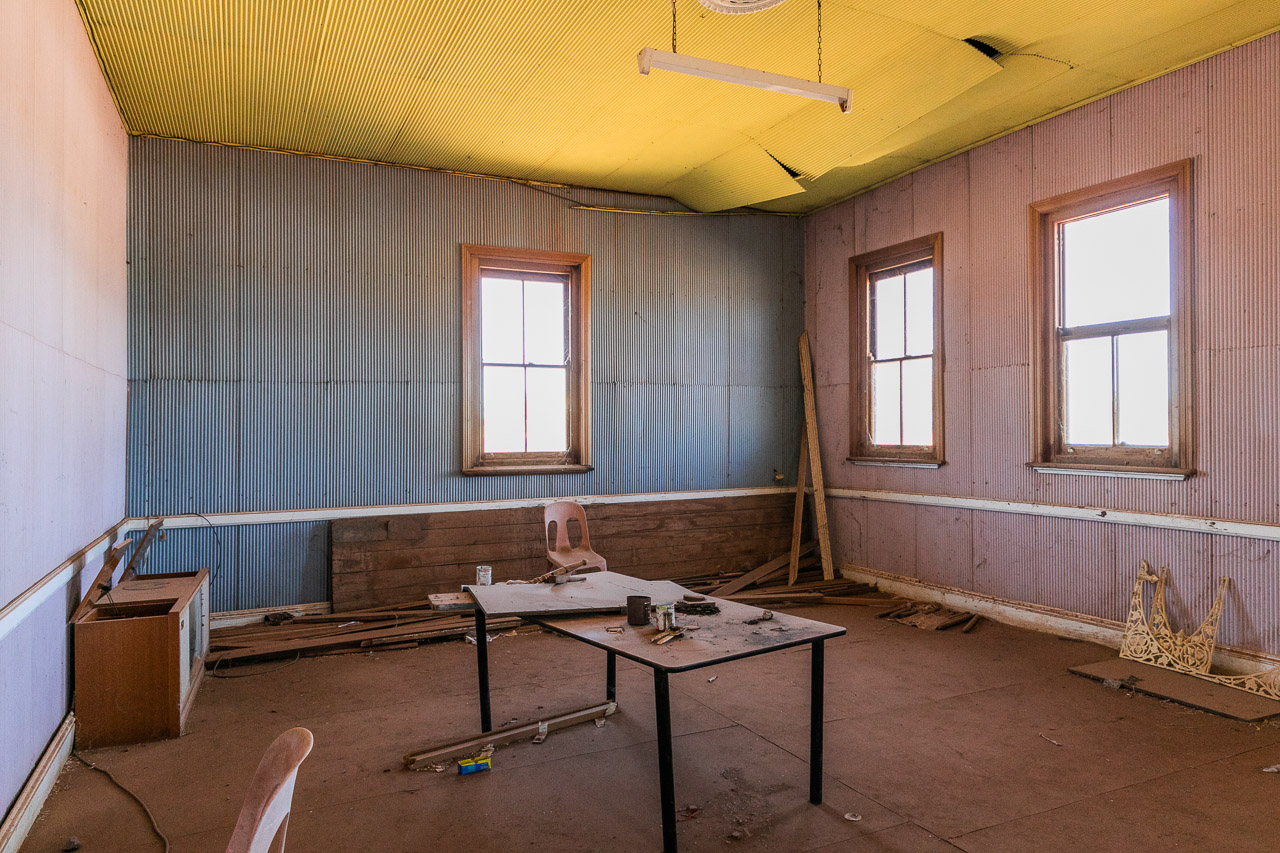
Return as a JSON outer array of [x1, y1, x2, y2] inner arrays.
[[0, 0, 128, 816], [804, 32, 1280, 657]]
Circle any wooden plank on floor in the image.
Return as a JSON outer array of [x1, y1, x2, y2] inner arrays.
[[1069, 658, 1280, 722]]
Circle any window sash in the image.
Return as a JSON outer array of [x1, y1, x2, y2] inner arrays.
[[1030, 160, 1191, 473], [848, 234, 944, 465], [462, 245, 591, 475]]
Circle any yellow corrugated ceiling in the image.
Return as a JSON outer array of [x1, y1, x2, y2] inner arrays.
[[77, 0, 1280, 212]]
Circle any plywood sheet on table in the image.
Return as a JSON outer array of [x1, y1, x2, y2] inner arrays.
[[464, 573, 689, 618]]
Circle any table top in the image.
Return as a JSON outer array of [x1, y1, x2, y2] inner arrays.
[[464, 572, 691, 618], [476, 575, 846, 673]]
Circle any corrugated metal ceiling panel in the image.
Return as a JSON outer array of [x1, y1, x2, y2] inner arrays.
[[76, 0, 1280, 212]]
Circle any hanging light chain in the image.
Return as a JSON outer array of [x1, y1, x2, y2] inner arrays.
[[817, 0, 823, 82], [672, 0, 678, 53]]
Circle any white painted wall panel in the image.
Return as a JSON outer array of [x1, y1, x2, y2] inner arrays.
[[804, 32, 1280, 656], [0, 0, 127, 819]]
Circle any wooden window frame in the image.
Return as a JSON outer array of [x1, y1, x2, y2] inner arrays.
[[461, 244, 592, 476], [848, 233, 945, 466], [1029, 160, 1194, 476]]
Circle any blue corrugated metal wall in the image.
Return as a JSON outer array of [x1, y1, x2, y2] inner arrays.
[[127, 138, 805, 609]]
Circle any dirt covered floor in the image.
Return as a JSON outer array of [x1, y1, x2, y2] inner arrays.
[[21, 604, 1280, 852]]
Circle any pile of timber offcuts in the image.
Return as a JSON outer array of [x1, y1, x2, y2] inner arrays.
[[207, 598, 530, 667], [681, 542, 909, 609], [875, 601, 982, 632]]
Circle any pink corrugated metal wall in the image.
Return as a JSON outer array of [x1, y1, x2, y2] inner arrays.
[[804, 31, 1280, 657]]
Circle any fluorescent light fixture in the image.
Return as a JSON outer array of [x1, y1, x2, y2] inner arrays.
[[637, 47, 850, 113]]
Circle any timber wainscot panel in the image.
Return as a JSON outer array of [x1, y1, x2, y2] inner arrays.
[[330, 494, 795, 610]]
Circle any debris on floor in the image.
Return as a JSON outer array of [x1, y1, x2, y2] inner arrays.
[[877, 602, 976, 630], [403, 702, 617, 770], [207, 600, 536, 667], [679, 550, 906, 611], [1262, 763, 1280, 773]]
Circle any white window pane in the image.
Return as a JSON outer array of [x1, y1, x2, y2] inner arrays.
[[1116, 331, 1170, 447], [871, 361, 901, 445], [525, 367, 568, 452], [481, 277, 524, 364], [1064, 337, 1113, 446], [483, 366, 525, 453], [904, 268, 934, 357], [901, 358, 933, 446], [873, 274, 905, 360], [523, 279, 567, 366], [1062, 198, 1171, 328]]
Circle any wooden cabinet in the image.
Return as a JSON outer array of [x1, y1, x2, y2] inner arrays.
[[73, 570, 210, 749]]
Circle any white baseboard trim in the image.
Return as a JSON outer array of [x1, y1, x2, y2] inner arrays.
[[839, 563, 1280, 677], [211, 601, 332, 629], [0, 713, 74, 853]]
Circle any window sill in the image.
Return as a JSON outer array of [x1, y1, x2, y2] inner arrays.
[[847, 457, 944, 469], [463, 464, 594, 477], [1030, 463, 1193, 481]]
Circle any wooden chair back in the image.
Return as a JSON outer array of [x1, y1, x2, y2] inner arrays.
[[226, 727, 314, 853], [543, 501, 607, 573]]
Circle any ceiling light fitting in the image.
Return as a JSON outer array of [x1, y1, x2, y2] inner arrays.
[[637, 48, 851, 113], [695, 0, 790, 12]]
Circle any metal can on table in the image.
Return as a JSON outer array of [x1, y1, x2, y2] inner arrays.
[[654, 603, 677, 632], [476, 565, 493, 586]]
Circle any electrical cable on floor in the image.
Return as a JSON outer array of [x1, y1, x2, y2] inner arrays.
[[72, 752, 171, 852], [208, 651, 302, 678]]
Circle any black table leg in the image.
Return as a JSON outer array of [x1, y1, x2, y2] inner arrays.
[[475, 608, 491, 733], [654, 669, 677, 853], [606, 650, 617, 702], [810, 638, 825, 804]]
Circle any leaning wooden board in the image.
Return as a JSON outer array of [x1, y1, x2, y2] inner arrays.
[[464, 573, 690, 618]]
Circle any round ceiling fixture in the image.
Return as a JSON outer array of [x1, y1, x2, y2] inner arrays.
[[695, 0, 790, 13]]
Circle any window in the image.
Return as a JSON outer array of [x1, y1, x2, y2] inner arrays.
[[1031, 161, 1192, 475], [462, 245, 591, 475], [848, 234, 944, 465]]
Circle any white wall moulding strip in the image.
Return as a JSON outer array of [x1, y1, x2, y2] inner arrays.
[[136, 487, 796, 530], [0, 713, 74, 853], [0, 521, 129, 644], [825, 488, 1280, 543], [840, 564, 1280, 676]]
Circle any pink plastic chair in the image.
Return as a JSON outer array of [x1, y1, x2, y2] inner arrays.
[[544, 501, 608, 574], [226, 727, 314, 853]]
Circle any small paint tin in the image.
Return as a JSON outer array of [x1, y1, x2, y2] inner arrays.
[[654, 603, 677, 632], [627, 595, 651, 626], [476, 565, 493, 586]]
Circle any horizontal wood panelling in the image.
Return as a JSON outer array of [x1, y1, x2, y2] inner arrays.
[[330, 494, 795, 610]]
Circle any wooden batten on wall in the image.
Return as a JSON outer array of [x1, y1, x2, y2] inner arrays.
[[332, 493, 796, 611]]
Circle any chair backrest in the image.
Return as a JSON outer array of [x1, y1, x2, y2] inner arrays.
[[226, 727, 314, 853], [545, 500, 592, 554]]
